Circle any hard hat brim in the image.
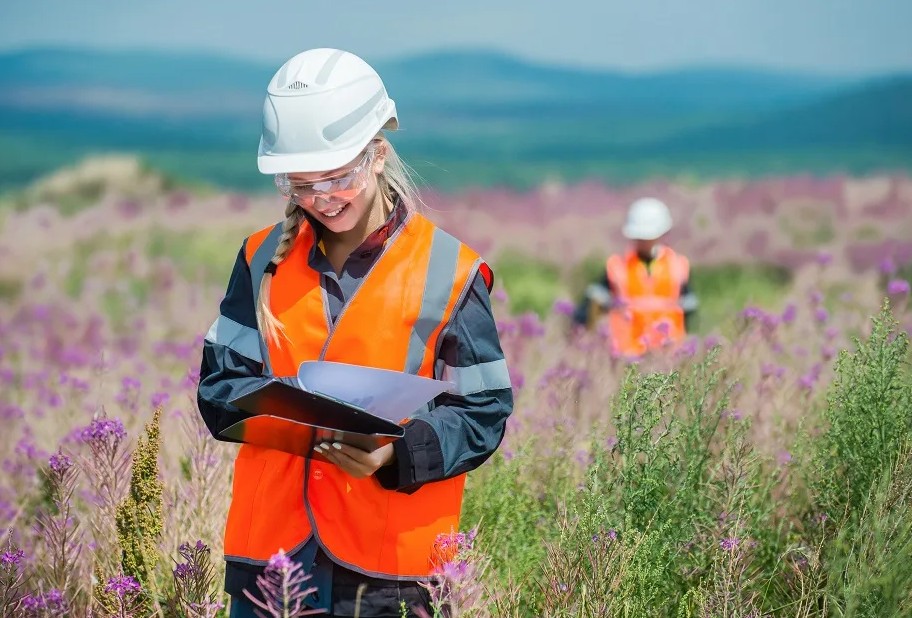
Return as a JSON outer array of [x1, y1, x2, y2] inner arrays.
[[622, 224, 670, 241], [258, 142, 367, 175]]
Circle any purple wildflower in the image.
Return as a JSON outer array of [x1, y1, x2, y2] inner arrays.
[[266, 550, 293, 573], [816, 251, 833, 267], [1, 549, 24, 566], [174, 563, 194, 579], [517, 312, 545, 337], [741, 306, 779, 334], [703, 335, 721, 349], [607, 529, 617, 541], [79, 417, 127, 446], [814, 308, 829, 324], [776, 450, 793, 466], [720, 537, 740, 552], [552, 299, 575, 316], [121, 376, 141, 390], [21, 589, 67, 614], [150, 392, 170, 408], [441, 559, 469, 580], [781, 303, 798, 324], [49, 451, 73, 475], [675, 336, 698, 358], [760, 312, 780, 330], [105, 575, 141, 598], [44, 589, 64, 606], [880, 257, 897, 275], [887, 279, 910, 296], [799, 364, 823, 391], [741, 306, 764, 320]]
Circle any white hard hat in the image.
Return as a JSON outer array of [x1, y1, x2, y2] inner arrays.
[[257, 48, 399, 174], [622, 197, 673, 240]]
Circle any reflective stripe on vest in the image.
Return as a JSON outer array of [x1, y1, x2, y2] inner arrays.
[[605, 247, 689, 356], [223, 211, 485, 579]]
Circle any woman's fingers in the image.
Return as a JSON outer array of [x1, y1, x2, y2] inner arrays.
[[314, 442, 373, 478]]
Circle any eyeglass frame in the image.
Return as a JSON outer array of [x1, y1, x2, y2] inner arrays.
[[273, 148, 377, 206]]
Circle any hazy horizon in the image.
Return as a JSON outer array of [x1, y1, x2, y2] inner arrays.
[[4, 43, 909, 79], [3, 0, 911, 76]]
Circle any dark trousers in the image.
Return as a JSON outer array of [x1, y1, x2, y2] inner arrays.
[[229, 587, 433, 617]]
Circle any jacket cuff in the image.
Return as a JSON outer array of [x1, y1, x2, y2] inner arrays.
[[374, 419, 444, 494]]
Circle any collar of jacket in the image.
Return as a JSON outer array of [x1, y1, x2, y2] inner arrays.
[[303, 194, 407, 261]]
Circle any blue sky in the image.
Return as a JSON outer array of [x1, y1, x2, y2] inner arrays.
[[3, 0, 911, 75]]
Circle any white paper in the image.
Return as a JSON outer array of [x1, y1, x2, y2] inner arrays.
[[296, 361, 455, 423]]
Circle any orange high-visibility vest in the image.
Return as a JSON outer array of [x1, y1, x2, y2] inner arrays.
[[223, 211, 491, 579], [605, 247, 689, 357]]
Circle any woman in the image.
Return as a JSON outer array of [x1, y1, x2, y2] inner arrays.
[[196, 48, 513, 617]]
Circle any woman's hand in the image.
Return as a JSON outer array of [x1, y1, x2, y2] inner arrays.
[[314, 441, 395, 479]]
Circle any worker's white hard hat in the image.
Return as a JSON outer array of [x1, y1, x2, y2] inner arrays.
[[622, 197, 673, 240], [257, 48, 399, 174]]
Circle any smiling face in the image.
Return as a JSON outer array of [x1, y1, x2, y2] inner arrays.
[[283, 141, 388, 235]]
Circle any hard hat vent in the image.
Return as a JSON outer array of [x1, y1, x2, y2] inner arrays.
[[285, 81, 309, 90]]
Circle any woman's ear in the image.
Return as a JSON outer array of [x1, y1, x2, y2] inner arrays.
[[372, 142, 388, 175]]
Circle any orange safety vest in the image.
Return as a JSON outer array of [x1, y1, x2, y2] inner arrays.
[[604, 246, 689, 357], [223, 211, 491, 579]]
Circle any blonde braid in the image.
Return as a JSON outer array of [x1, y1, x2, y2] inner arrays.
[[256, 199, 303, 346]]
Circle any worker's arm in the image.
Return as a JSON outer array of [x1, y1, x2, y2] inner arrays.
[[374, 272, 513, 493], [680, 281, 699, 330], [572, 270, 614, 326]]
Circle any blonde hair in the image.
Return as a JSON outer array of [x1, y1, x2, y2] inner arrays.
[[255, 134, 421, 346], [375, 134, 424, 213]]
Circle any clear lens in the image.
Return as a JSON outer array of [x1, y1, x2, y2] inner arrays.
[[274, 150, 374, 206]]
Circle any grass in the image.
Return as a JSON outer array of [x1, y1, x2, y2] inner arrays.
[[688, 263, 793, 334]]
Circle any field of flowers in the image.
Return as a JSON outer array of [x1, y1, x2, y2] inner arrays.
[[1, 159, 911, 617]]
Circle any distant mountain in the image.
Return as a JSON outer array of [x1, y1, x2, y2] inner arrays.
[[0, 46, 908, 191], [379, 49, 849, 114], [645, 76, 912, 153], [0, 47, 849, 120], [0, 48, 268, 119]]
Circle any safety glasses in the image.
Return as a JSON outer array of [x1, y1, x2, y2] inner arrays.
[[274, 149, 375, 207]]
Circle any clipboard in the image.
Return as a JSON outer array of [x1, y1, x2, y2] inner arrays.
[[220, 361, 454, 458]]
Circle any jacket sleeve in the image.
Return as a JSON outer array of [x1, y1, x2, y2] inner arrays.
[[375, 271, 514, 493], [197, 244, 276, 442], [572, 269, 613, 326], [679, 281, 699, 315]]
